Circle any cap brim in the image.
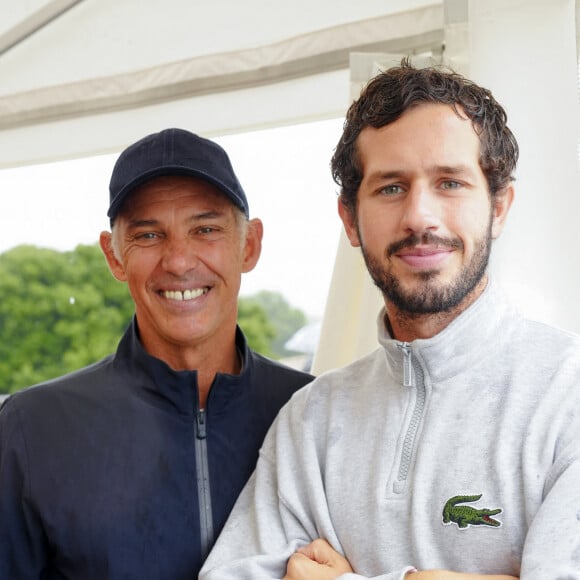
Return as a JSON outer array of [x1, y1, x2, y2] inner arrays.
[[107, 166, 249, 219]]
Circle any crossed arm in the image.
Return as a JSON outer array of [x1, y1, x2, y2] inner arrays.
[[283, 539, 519, 580]]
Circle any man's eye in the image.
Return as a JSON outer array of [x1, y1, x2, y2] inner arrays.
[[132, 232, 161, 244], [197, 226, 224, 236], [380, 184, 403, 196], [441, 180, 462, 190]]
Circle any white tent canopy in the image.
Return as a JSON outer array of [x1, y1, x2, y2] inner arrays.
[[0, 0, 443, 166], [1, 0, 579, 375]]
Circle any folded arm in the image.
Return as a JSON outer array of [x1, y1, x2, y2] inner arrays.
[[284, 540, 518, 580]]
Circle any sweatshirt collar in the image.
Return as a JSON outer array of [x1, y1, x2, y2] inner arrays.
[[378, 279, 517, 383]]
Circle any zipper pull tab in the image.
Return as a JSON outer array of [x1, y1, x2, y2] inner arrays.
[[196, 409, 207, 440], [400, 343, 414, 387]]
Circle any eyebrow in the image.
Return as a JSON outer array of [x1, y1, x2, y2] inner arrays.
[[125, 218, 159, 230], [365, 164, 477, 184], [125, 210, 225, 230], [365, 170, 405, 183], [431, 164, 476, 177]]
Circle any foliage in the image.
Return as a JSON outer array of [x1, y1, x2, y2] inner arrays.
[[237, 299, 276, 358], [0, 244, 133, 394], [238, 290, 307, 357]]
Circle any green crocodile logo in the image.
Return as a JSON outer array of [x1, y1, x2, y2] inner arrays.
[[442, 494, 502, 529]]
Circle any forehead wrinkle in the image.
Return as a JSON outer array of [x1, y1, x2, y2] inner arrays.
[[125, 209, 227, 230]]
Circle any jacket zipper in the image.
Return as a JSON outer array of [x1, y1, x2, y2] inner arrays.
[[394, 343, 426, 494], [195, 409, 214, 561]]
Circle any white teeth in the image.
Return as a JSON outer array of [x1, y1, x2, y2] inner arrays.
[[163, 288, 206, 301]]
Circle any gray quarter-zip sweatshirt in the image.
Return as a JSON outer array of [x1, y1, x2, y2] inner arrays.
[[201, 281, 580, 579]]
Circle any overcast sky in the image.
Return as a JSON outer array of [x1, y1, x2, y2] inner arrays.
[[0, 118, 345, 320]]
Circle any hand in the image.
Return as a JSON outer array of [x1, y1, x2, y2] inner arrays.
[[408, 572, 518, 580], [283, 538, 353, 580]]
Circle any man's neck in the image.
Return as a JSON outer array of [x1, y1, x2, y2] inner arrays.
[[139, 327, 241, 408], [175, 342, 241, 409], [385, 276, 488, 342]]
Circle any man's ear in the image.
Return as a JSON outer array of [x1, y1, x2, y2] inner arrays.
[[99, 231, 128, 282], [337, 197, 361, 247], [491, 184, 515, 239], [241, 218, 263, 273]]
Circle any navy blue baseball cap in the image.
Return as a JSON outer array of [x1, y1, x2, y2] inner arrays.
[[108, 128, 249, 220]]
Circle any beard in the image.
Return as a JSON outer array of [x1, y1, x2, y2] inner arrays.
[[360, 224, 492, 315]]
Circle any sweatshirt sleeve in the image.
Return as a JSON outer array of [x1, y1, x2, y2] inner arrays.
[[200, 385, 417, 579], [0, 397, 49, 579], [519, 436, 580, 578], [200, 399, 318, 578]]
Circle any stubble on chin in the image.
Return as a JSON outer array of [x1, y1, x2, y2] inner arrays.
[[361, 228, 492, 318]]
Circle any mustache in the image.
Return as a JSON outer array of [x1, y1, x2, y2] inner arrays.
[[387, 232, 463, 258]]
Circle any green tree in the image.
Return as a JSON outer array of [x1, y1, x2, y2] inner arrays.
[[239, 290, 307, 358], [237, 299, 276, 357], [0, 244, 134, 394]]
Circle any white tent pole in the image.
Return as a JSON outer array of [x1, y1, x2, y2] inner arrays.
[[457, 0, 580, 332]]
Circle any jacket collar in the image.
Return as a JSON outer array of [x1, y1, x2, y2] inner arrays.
[[113, 319, 253, 414], [378, 279, 517, 383]]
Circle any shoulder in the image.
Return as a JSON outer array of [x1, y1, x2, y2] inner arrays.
[[512, 316, 580, 365], [489, 282, 580, 356], [0, 355, 121, 460], [308, 347, 386, 394], [278, 347, 387, 420], [1, 354, 115, 418], [247, 350, 313, 388]]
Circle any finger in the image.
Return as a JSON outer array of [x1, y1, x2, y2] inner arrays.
[[285, 552, 319, 579], [298, 538, 335, 563]]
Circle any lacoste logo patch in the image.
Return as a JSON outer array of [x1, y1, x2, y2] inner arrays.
[[442, 494, 502, 529]]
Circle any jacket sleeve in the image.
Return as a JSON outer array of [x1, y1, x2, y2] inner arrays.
[[0, 397, 49, 579]]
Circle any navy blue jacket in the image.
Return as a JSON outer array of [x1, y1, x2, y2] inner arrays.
[[0, 320, 312, 579]]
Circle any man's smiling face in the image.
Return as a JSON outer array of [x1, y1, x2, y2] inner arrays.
[[339, 103, 512, 320], [101, 175, 261, 367]]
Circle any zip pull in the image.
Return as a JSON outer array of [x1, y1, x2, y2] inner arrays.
[[400, 343, 414, 387], [196, 409, 207, 439]]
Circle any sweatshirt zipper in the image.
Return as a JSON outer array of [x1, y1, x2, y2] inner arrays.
[[195, 408, 214, 561], [394, 343, 426, 494]]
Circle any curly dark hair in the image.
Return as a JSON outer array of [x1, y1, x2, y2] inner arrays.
[[331, 59, 519, 214]]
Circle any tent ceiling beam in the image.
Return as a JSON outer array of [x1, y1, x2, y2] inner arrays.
[[0, 0, 84, 57]]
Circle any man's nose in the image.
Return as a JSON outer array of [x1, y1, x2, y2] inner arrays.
[[161, 237, 200, 275], [399, 186, 440, 234]]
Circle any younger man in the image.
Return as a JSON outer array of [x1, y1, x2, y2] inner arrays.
[[200, 63, 580, 579]]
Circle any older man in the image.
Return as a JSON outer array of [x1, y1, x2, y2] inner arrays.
[[0, 128, 313, 579]]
